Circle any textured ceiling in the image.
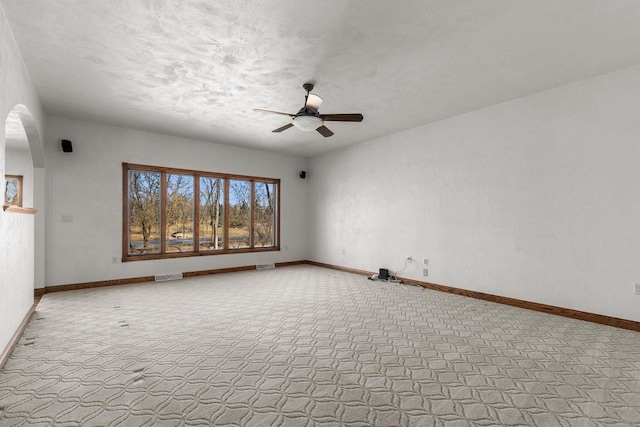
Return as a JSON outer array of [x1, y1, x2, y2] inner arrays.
[[4, 1, 640, 157]]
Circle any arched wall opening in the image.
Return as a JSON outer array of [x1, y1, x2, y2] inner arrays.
[[4, 109, 34, 207], [0, 104, 42, 359], [3, 104, 45, 292], [5, 104, 45, 292], [0, 103, 44, 334]]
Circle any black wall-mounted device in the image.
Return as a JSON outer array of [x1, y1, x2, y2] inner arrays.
[[61, 139, 73, 153]]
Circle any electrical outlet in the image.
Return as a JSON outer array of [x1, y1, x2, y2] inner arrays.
[[634, 282, 640, 295], [423, 268, 428, 276], [284, 245, 288, 251], [423, 258, 428, 265], [407, 256, 413, 263], [61, 214, 73, 223], [341, 248, 345, 255], [111, 257, 119, 264]]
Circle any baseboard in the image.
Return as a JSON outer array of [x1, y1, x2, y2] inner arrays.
[[37, 260, 308, 294], [407, 278, 640, 332], [0, 302, 37, 372], [33, 259, 640, 333], [43, 275, 156, 294], [274, 260, 308, 267], [308, 260, 640, 333], [183, 261, 306, 278], [306, 260, 376, 277]]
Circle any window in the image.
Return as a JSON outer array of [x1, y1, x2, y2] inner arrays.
[[199, 176, 225, 251], [254, 181, 276, 247], [4, 175, 23, 207], [123, 163, 279, 261], [166, 173, 195, 253]]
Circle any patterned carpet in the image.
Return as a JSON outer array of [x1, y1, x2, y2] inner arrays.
[[1, 265, 640, 426]]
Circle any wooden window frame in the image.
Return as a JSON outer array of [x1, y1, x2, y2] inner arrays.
[[122, 163, 280, 262], [4, 174, 23, 207]]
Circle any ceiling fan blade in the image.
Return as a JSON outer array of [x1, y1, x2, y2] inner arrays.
[[272, 123, 294, 133], [320, 113, 364, 122], [316, 125, 334, 137], [254, 108, 295, 117], [305, 93, 323, 111]]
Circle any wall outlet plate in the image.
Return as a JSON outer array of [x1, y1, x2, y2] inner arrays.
[[423, 268, 428, 276], [634, 282, 640, 295]]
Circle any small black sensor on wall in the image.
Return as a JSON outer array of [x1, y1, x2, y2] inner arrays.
[[61, 139, 73, 153], [299, 170, 307, 179]]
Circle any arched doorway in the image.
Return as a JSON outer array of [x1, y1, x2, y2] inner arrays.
[[4, 103, 45, 284], [0, 104, 44, 365], [4, 109, 34, 207]]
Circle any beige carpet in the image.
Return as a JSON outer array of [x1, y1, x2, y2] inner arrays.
[[1, 265, 640, 426]]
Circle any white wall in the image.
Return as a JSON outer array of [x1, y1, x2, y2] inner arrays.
[[44, 117, 308, 286], [0, 4, 45, 354], [308, 65, 640, 322], [33, 166, 45, 289]]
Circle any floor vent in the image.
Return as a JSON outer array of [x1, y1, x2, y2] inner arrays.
[[256, 263, 276, 271], [155, 273, 183, 282]]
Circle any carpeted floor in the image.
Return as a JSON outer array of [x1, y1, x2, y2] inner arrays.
[[1, 265, 639, 426]]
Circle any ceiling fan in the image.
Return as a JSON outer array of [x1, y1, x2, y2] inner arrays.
[[254, 83, 364, 137]]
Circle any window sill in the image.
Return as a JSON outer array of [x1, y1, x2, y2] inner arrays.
[[2, 205, 37, 215], [123, 246, 280, 262]]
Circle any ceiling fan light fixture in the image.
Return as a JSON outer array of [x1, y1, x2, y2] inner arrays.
[[292, 115, 323, 131]]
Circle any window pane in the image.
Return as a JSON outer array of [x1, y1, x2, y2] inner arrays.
[[199, 177, 225, 251], [128, 170, 161, 255], [254, 181, 275, 247], [4, 176, 22, 206], [166, 174, 195, 253], [229, 179, 251, 249]]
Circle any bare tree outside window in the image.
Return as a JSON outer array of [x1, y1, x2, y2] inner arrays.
[[128, 170, 161, 254], [229, 179, 251, 248], [200, 176, 224, 250], [254, 181, 275, 247], [166, 174, 194, 253]]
